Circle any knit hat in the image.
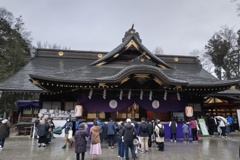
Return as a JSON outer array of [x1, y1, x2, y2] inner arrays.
[[78, 123, 85, 129], [126, 118, 131, 123], [2, 119, 8, 124]]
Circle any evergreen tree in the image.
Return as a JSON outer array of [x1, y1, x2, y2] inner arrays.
[[205, 26, 239, 80], [0, 7, 31, 82]]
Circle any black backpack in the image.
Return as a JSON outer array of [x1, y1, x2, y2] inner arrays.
[[141, 122, 148, 132], [157, 125, 165, 137]]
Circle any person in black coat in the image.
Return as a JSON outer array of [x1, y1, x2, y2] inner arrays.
[[0, 119, 10, 149], [75, 123, 88, 160], [37, 118, 49, 147], [116, 121, 125, 159], [122, 118, 136, 160]]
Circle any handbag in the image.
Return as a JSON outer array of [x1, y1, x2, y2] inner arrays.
[[68, 129, 73, 139]]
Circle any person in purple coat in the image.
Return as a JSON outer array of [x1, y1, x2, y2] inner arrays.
[[74, 123, 88, 160]]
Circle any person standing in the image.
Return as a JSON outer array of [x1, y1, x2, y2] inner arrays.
[[154, 119, 165, 151], [106, 118, 115, 149], [138, 117, 149, 154], [90, 121, 102, 160], [169, 118, 177, 143], [34, 116, 40, 139], [37, 118, 49, 147], [0, 119, 10, 149], [61, 117, 73, 149], [182, 121, 189, 143], [226, 116, 234, 132], [208, 115, 216, 137], [122, 118, 136, 160], [147, 119, 153, 148], [189, 117, 198, 143], [75, 123, 88, 160], [116, 121, 125, 159]]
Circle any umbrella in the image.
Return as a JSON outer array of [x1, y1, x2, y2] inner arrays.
[[214, 116, 228, 124], [52, 127, 62, 135]]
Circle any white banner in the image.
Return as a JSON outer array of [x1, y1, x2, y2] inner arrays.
[[237, 109, 240, 129]]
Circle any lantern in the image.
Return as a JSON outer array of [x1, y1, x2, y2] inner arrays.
[[185, 106, 193, 117]]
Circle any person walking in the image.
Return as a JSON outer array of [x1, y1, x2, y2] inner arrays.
[[116, 121, 125, 159], [90, 121, 102, 160], [219, 118, 227, 138], [37, 118, 49, 147], [154, 119, 165, 151], [189, 117, 198, 143], [106, 118, 116, 149], [169, 118, 177, 143], [61, 117, 73, 149], [122, 118, 136, 160], [0, 119, 10, 149], [75, 123, 88, 160], [182, 121, 189, 143]]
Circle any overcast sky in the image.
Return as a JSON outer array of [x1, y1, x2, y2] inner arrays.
[[1, 0, 240, 55]]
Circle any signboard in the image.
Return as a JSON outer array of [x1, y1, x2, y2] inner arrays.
[[198, 118, 209, 136]]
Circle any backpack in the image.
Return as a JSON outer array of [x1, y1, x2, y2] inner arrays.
[[141, 122, 148, 132], [157, 125, 165, 137]]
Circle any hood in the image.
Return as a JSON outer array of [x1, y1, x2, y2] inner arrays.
[[125, 123, 133, 130]]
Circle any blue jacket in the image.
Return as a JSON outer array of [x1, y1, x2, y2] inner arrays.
[[107, 121, 115, 135], [138, 122, 150, 137], [62, 121, 73, 134]]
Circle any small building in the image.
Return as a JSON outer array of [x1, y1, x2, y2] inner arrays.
[[0, 26, 239, 122]]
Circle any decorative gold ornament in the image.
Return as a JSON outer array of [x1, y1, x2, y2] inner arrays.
[[153, 77, 163, 85], [98, 54, 103, 58], [32, 80, 39, 85], [134, 74, 149, 78], [120, 77, 130, 84], [140, 58, 144, 62], [174, 57, 179, 62], [125, 40, 139, 50], [58, 51, 64, 56], [96, 61, 106, 66], [98, 83, 106, 87], [114, 53, 119, 58]]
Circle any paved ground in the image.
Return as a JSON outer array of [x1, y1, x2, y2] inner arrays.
[[0, 131, 240, 160]]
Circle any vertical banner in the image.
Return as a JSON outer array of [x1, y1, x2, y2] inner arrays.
[[237, 109, 240, 130], [198, 118, 209, 136]]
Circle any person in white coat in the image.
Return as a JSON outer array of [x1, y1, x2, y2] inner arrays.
[[219, 119, 227, 138], [154, 119, 164, 151]]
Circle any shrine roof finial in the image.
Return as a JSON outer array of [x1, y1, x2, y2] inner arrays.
[[122, 25, 142, 42]]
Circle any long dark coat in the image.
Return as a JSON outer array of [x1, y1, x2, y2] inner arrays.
[[37, 122, 49, 137], [0, 123, 10, 139], [74, 128, 88, 153]]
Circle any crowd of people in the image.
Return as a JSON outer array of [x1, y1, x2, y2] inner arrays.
[[0, 114, 239, 160]]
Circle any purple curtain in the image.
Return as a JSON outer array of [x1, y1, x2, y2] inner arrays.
[[79, 95, 187, 112], [17, 101, 39, 108]]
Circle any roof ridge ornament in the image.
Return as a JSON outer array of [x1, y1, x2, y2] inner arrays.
[[122, 25, 142, 43]]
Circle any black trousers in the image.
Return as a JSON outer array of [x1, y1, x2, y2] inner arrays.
[[157, 142, 164, 151], [76, 152, 85, 160], [0, 139, 5, 148]]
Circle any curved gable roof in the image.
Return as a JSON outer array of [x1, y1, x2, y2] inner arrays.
[[95, 64, 188, 85], [90, 27, 173, 69]]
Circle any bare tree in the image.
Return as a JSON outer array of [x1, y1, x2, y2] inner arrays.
[[231, 0, 240, 16], [189, 49, 216, 77], [36, 41, 70, 50], [152, 47, 164, 55]]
